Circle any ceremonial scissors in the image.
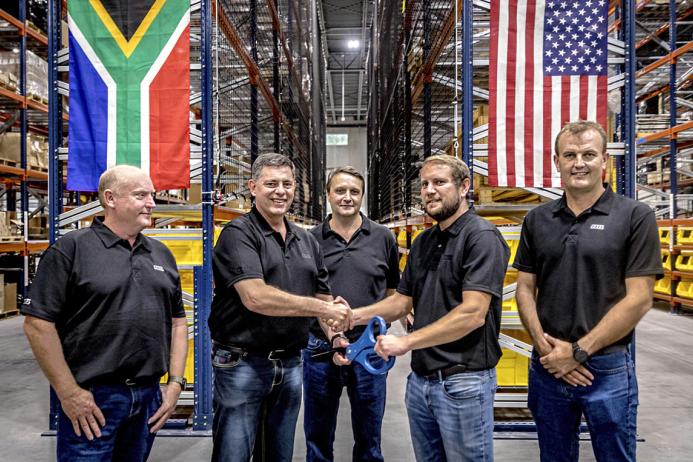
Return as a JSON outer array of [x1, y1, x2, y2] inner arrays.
[[312, 316, 396, 375]]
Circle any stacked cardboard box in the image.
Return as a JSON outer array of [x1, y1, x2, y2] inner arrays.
[[0, 274, 18, 314], [0, 132, 48, 169]]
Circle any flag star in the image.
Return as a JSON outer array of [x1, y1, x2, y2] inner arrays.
[[595, 49, 602, 55], [559, 17, 567, 25], [585, 16, 593, 24], [559, 65, 566, 72], [591, 24, 598, 31], [558, 49, 566, 56], [584, 48, 592, 55], [565, 56, 572, 64], [560, 1, 567, 9], [590, 56, 597, 63], [596, 64, 603, 72], [548, 1, 555, 8], [578, 56, 585, 63], [572, 65, 578, 72], [584, 65, 591, 72], [572, 17, 579, 24], [546, 49, 553, 57], [546, 33, 553, 41], [572, 49, 579, 56], [579, 8, 586, 15], [592, 7, 599, 15], [547, 17, 554, 25], [586, 0, 593, 6], [553, 26, 561, 33], [546, 66, 553, 72], [597, 32, 604, 39], [553, 42, 560, 48], [572, 34, 579, 41], [578, 25, 586, 32], [597, 16, 605, 23], [559, 33, 566, 41], [552, 57, 559, 64], [566, 25, 573, 33], [591, 40, 598, 47], [578, 40, 586, 47]]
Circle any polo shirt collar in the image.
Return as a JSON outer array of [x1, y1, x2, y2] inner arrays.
[[250, 207, 298, 240], [438, 207, 476, 237], [552, 184, 614, 216], [91, 217, 151, 251], [322, 212, 371, 239]]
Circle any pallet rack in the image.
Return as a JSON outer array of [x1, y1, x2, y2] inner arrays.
[[0, 3, 52, 311], [43, 0, 328, 434], [366, 0, 640, 424]]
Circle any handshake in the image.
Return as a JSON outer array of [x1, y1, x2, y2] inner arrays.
[[320, 296, 354, 333]]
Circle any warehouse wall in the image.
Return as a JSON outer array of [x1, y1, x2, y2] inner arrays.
[[325, 126, 368, 215]]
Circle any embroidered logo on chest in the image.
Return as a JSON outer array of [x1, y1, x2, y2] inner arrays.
[[590, 224, 605, 230], [153, 265, 164, 272]]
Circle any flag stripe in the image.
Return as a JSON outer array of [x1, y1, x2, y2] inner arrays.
[[489, 0, 609, 188]]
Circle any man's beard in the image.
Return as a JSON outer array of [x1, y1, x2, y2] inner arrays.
[[426, 196, 461, 222]]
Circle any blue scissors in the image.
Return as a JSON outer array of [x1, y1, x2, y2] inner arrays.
[[345, 316, 396, 375], [311, 316, 396, 375]]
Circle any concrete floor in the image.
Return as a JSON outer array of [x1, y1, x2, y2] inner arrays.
[[1, 308, 692, 461]]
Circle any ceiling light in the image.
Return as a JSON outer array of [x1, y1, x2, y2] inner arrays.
[[12, 48, 19, 53], [347, 40, 359, 49]]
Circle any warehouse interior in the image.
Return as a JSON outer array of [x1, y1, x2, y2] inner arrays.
[[0, 0, 692, 460]]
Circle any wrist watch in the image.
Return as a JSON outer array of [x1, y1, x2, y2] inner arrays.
[[168, 375, 187, 389], [571, 342, 589, 364]]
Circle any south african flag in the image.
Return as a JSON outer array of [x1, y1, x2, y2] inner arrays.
[[68, 0, 190, 191]]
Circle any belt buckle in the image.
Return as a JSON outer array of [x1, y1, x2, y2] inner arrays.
[[124, 378, 137, 386], [268, 350, 285, 361]]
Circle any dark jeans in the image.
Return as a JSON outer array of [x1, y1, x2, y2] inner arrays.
[[57, 382, 162, 462], [211, 345, 303, 462], [528, 350, 639, 462], [302, 335, 387, 462]]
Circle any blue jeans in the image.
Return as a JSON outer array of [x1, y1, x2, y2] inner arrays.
[[57, 382, 161, 462], [405, 369, 496, 462], [528, 350, 639, 462], [211, 345, 303, 462], [302, 335, 387, 462]]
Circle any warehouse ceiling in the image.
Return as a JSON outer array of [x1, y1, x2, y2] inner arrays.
[[319, 0, 373, 126]]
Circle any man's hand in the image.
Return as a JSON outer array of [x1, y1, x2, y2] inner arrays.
[[60, 386, 106, 440], [374, 334, 411, 360], [148, 383, 182, 433], [332, 336, 351, 366], [540, 334, 593, 386], [322, 300, 352, 332]]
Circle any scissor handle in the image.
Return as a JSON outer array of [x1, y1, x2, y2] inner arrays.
[[346, 316, 396, 375]]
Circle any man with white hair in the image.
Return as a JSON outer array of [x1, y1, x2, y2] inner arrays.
[[22, 165, 188, 462]]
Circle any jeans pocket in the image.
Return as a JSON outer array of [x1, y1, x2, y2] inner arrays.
[[442, 373, 483, 401], [587, 352, 629, 375], [212, 348, 243, 368]]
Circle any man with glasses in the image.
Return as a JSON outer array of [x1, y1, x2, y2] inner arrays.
[[208, 153, 352, 461], [346, 155, 509, 461]]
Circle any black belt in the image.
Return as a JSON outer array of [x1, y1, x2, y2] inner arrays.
[[84, 376, 159, 388], [422, 364, 469, 381], [213, 341, 300, 360]]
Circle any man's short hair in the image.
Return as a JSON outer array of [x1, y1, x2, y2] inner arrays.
[[98, 165, 146, 207], [421, 155, 471, 187], [251, 153, 295, 181], [554, 120, 608, 155], [326, 166, 365, 192]]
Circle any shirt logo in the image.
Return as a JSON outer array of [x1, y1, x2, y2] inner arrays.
[[590, 224, 605, 230], [153, 265, 164, 272], [23, 298, 31, 305]]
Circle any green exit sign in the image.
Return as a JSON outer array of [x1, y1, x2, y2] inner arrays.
[[326, 134, 349, 146]]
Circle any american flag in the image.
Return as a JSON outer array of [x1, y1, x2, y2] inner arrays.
[[488, 0, 609, 188]]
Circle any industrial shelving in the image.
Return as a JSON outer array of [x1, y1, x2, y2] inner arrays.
[[0, 4, 52, 315]]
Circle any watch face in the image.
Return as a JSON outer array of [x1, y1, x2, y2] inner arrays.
[[573, 347, 588, 363]]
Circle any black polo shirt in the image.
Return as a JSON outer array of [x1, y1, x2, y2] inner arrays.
[[513, 186, 663, 347], [310, 213, 400, 342], [21, 217, 185, 386], [209, 207, 331, 352], [398, 209, 509, 375]]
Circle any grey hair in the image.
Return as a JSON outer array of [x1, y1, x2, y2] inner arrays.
[[251, 153, 295, 180], [98, 165, 148, 207]]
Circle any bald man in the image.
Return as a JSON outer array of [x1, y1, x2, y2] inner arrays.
[[22, 165, 188, 462]]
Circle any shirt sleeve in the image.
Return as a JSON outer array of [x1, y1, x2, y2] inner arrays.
[[310, 234, 332, 295], [626, 206, 664, 279], [461, 230, 509, 298], [171, 275, 186, 318], [512, 211, 536, 273], [21, 242, 74, 322], [397, 239, 416, 296], [385, 231, 401, 289], [213, 223, 264, 290]]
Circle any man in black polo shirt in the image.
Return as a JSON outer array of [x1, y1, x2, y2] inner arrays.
[[347, 155, 509, 461], [22, 165, 188, 462], [303, 166, 400, 462], [209, 153, 351, 462], [514, 121, 662, 461]]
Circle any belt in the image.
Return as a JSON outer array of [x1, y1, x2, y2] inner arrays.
[[595, 343, 629, 356], [422, 364, 469, 381], [213, 341, 300, 360], [84, 376, 159, 388]]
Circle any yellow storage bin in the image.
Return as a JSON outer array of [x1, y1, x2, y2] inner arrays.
[[399, 254, 408, 273], [153, 228, 222, 266], [677, 227, 693, 245], [675, 251, 693, 272], [661, 250, 672, 271], [505, 235, 520, 265], [411, 228, 424, 243], [676, 279, 693, 299], [396, 229, 408, 248], [179, 269, 194, 293], [654, 277, 671, 295], [659, 227, 671, 245], [502, 297, 517, 312], [496, 348, 529, 387]]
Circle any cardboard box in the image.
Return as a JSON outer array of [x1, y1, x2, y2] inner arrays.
[[3, 283, 17, 313]]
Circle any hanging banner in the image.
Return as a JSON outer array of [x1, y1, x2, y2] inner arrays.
[[68, 0, 190, 191], [488, 0, 608, 188]]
